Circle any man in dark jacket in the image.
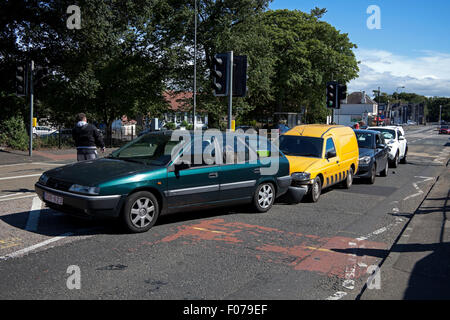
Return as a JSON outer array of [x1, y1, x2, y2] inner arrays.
[[72, 113, 105, 161]]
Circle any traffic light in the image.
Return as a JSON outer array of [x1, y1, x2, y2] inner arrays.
[[35, 66, 50, 87], [232, 55, 248, 97], [212, 53, 229, 96], [338, 84, 347, 109], [326, 81, 338, 109], [16, 65, 26, 96]]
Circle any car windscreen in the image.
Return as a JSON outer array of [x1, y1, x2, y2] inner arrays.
[[371, 129, 396, 140], [355, 132, 374, 149], [109, 134, 184, 165], [279, 135, 323, 158]]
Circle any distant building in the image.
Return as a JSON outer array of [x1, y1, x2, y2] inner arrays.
[[333, 91, 378, 126], [162, 91, 208, 129]]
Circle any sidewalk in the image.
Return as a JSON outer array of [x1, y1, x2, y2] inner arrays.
[[0, 147, 117, 165], [361, 167, 450, 300]]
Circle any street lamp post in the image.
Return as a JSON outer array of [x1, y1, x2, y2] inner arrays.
[[193, 0, 197, 130], [396, 86, 405, 124]]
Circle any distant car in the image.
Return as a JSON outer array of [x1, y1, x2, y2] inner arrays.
[[354, 130, 390, 184], [406, 120, 417, 126], [368, 126, 407, 167], [32, 126, 57, 138], [235, 126, 258, 133], [439, 125, 450, 135]]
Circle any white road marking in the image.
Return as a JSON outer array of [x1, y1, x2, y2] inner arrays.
[[0, 192, 24, 198], [326, 291, 348, 300], [0, 232, 74, 260], [25, 196, 42, 232], [0, 194, 36, 202], [0, 162, 63, 168], [0, 174, 42, 181]]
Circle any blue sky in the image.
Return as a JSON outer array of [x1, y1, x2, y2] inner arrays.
[[269, 0, 450, 97]]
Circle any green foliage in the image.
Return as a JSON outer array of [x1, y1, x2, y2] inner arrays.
[[165, 122, 176, 130], [0, 116, 29, 150]]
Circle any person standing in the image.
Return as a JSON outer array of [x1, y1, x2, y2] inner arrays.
[[72, 113, 105, 161]]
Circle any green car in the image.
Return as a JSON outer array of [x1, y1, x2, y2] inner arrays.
[[35, 131, 291, 233]]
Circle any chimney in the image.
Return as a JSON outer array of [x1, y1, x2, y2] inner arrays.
[[361, 91, 366, 104]]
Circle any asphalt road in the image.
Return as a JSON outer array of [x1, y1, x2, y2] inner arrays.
[[0, 126, 448, 300]]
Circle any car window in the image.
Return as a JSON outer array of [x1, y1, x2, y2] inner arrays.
[[356, 132, 374, 149], [325, 138, 337, 157], [110, 134, 184, 165], [279, 135, 323, 158], [371, 128, 396, 140]]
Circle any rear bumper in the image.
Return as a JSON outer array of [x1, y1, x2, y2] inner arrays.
[[285, 185, 308, 203], [35, 183, 124, 219], [276, 176, 292, 197]]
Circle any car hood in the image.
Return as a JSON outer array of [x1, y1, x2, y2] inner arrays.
[[285, 156, 321, 174], [44, 158, 159, 186], [359, 148, 374, 158]]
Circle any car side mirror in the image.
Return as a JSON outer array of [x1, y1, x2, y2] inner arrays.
[[326, 151, 336, 159], [399, 136, 405, 141], [376, 144, 385, 149], [174, 161, 190, 172]]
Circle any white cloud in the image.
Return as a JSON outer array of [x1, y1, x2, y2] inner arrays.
[[348, 49, 450, 97]]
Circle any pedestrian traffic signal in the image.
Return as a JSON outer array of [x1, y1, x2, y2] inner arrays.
[[16, 65, 25, 96], [326, 81, 338, 109], [338, 84, 347, 109], [232, 55, 248, 97], [212, 53, 229, 96]]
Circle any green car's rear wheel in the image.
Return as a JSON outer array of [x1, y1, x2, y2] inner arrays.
[[253, 182, 275, 212], [123, 191, 159, 233]]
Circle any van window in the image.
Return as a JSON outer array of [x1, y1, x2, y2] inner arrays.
[[325, 138, 337, 158]]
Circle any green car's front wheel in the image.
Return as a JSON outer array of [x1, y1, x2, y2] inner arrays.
[[122, 191, 160, 233], [253, 182, 275, 212]]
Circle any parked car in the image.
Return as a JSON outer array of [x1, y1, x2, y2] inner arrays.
[[279, 125, 359, 203], [368, 126, 408, 167], [35, 131, 291, 233], [439, 125, 450, 135], [406, 120, 417, 126], [32, 126, 57, 138], [354, 130, 390, 184]]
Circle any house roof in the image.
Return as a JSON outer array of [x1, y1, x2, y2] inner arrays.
[[345, 92, 377, 105], [163, 91, 193, 112]]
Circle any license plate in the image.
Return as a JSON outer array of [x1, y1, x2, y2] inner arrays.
[[44, 191, 63, 205]]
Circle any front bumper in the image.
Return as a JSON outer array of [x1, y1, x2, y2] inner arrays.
[[356, 162, 374, 178], [276, 175, 292, 197], [35, 183, 124, 219]]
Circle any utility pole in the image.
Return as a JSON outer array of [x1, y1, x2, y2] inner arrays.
[[29, 60, 34, 157], [193, 0, 197, 130], [439, 105, 442, 124], [227, 51, 233, 130]]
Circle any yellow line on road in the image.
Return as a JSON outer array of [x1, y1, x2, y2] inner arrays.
[[191, 227, 230, 235]]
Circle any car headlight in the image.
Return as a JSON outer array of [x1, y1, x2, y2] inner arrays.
[[69, 184, 100, 195], [291, 172, 311, 182], [359, 156, 371, 165], [38, 173, 49, 185]]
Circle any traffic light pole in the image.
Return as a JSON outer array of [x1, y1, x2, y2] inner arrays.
[[29, 60, 34, 157], [227, 51, 233, 131]]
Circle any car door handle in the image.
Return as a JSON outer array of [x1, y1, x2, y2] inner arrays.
[[208, 172, 218, 178], [254, 168, 261, 174]]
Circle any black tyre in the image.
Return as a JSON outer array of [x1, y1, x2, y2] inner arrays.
[[390, 152, 399, 168], [343, 168, 354, 189], [307, 176, 322, 203], [122, 191, 159, 233], [380, 160, 389, 177], [366, 164, 376, 184], [253, 182, 275, 212], [400, 149, 408, 164]]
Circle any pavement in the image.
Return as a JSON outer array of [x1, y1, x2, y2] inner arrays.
[[360, 163, 450, 300], [0, 147, 117, 165]]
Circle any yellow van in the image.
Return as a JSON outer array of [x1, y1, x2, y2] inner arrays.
[[278, 125, 359, 203]]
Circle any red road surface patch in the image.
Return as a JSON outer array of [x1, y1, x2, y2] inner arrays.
[[161, 218, 386, 279]]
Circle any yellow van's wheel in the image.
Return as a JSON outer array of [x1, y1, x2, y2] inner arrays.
[[307, 176, 322, 203], [343, 168, 354, 189]]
